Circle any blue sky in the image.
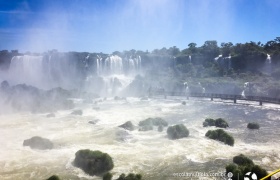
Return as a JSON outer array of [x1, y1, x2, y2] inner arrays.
[[0, 0, 279, 53]]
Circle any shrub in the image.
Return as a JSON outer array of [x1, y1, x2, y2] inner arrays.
[[167, 124, 189, 139], [203, 118, 229, 128], [74, 149, 114, 176], [225, 154, 269, 180], [205, 129, 234, 146], [247, 122, 260, 129], [203, 118, 216, 127], [116, 173, 142, 180]]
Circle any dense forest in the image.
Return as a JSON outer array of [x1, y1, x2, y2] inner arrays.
[[0, 37, 280, 97]]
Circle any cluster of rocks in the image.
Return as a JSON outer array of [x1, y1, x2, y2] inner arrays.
[[203, 118, 229, 128], [226, 154, 269, 180], [0, 80, 99, 113]]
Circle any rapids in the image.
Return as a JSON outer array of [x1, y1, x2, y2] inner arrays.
[[0, 97, 279, 180]]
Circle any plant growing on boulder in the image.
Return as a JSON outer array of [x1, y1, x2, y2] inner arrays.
[[103, 173, 142, 180], [247, 122, 260, 129], [203, 118, 215, 127], [203, 118, 229, 128], [167, 124, 189, 139], [215, 118, 229, 128], [74, 149, 114, 176], [205, 129, 234, 146], [226, 154, 269, 180], [116, 173, 142, 180]]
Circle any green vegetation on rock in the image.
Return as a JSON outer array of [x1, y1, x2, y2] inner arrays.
[[167, 124, 189, 139], [205, 129, 234, 146], [203, 118, 229, 128], [247, 122, 260, 129], [226, 154, 270, 180], [74, 149, 114, 176], [116, 173, 142, 180]]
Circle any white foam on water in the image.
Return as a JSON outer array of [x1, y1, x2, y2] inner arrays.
[[0, 97, 280, 179]]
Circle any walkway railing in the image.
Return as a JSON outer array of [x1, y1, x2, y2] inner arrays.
[[150, 91, 280, 105]]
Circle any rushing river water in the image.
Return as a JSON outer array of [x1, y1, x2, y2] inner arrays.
[[0, 97, 280, 180]]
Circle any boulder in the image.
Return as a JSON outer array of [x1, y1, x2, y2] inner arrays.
[[103, 172, 113, 180], [23, 136, 53, 150], [205, 129, 234, 146], [202, 118, 229, 128], [226, 154, 269, 180], [46, 175, 60, 180], [139, 117, 168, 127], [139, 125, 153, 131], [71, 109, 83, 115], [215, 118, 229, 128], [158, 125, 164, 132], [247, 122, 260, 130], [167, 124, 189, 139], [203, 118, 216, 127], [233, 154, 254, 166], [116, 173, 142, 180], [74, 149, 114, 176], [115, 129, 133, 142], [88, 119, 99, 125], [119, 121, 135, 131]]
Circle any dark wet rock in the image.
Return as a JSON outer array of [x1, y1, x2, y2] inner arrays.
[[158, 125, 164, 132], [139, 125, 153, 131], [0, 80, 9, 91], [215, 118, 229, 128], [247, 122, 260, 130], [167, 124, 189, 139], [226, 154, 269, 180], [203, 118, 216, 127], [116, 129, 133, 141], [203, 118, 229, 128], [139, 117, 168, 127], [103, 172, 113, 180], [74, 149, 114, 176], [119, 121, 135, 131], [46, 175, 60, 180], [116, 173, 142, 180], [23, 136, 53, 150], [46, 113, 55, 118], [233, 154, 254, 166], [71, 109, 83, 115], [181, 101, 186, 105], [88, 119, 99, 125], [205, 129, 234, 146]]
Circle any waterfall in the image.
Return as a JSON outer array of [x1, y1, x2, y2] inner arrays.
[[8, 55, 45, 87]]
